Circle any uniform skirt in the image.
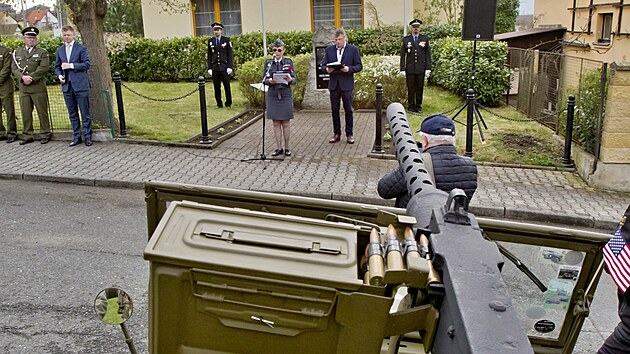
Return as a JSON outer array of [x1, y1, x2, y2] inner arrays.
[[266, 84, 294, 120]]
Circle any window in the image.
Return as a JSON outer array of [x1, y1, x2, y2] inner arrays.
[[194, 0, 242, 36], [599, 13, 613, 44], [312, 0, 363, 31]]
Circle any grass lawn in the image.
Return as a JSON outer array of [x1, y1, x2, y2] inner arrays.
[[119, 81, 249, 141], [120, 81, 564, 166], [404, 85, 564, 167]]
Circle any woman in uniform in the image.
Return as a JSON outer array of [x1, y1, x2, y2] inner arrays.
[[263, 39, 296, 157]]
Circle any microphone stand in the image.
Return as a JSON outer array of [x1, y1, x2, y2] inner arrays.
[[242, 61, 283, 165]]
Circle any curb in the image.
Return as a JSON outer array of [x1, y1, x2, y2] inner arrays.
[[0, 172, 615, 230]]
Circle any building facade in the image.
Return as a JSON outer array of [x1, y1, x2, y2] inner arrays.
[[141, 0, 417, 38], [534, 0, 630, 63]]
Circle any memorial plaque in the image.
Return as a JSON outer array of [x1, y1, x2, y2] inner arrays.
[[315, 46, 329, 90]]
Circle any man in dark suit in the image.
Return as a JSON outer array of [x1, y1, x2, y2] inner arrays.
[[55, 25, 93, 146], [321, 28, 362, 144], [400, 19, 431, 113], [207, 22, 233, 108]]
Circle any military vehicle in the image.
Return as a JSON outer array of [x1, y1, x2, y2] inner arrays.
[[96, 103, 610, 353]]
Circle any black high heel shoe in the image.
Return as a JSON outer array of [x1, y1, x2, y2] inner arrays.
[[271, 148, 284, 157]]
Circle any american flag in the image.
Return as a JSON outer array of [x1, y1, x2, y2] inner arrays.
[[603, 225, 630, 293]]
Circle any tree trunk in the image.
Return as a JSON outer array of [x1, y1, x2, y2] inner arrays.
[[64, 0, 113, 128]]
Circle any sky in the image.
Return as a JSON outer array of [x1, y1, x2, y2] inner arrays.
[[520, 0, 534, 15]]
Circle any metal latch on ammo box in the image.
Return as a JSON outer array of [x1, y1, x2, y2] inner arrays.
[[196, 228, 344, 255]]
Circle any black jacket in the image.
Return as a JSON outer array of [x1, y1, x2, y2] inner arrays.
[[400, 33, 431, 74], [377, 145, 477, 208], [207, 36, 233, 72]]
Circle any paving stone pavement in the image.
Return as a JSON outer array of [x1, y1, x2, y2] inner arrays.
[[0, 111, 627, 229]]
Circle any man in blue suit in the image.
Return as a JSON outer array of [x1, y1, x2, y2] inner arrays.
[[55, 25, 93, 147], [321, 28, 362, 144]]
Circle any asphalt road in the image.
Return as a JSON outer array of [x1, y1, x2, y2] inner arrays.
[[0, 180, 149, 353], [0, 180, 618, 353]]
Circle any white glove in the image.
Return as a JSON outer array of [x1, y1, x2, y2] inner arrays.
[[400, 71, 406, 77], [227, 68, 233, 75], [425, 69, 431, 78], [207, 69, 212, 77]]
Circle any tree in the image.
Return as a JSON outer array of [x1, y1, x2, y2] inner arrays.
[[495, 0, 519, 34], [104, 0, 144, 37], [418, 0, 519, 34]]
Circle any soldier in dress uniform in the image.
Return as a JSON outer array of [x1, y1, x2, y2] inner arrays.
[[207, 22, 233, 108], [400, 19, 431, 113], [11, 26, 51, 145], [0, 39, 17, 143]]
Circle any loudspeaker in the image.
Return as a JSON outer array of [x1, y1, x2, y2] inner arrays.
[[461, 0, 498, 41]]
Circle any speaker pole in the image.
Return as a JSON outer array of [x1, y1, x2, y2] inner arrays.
[[471, 40, 477, 92]]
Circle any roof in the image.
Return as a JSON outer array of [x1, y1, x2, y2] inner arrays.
[[26, 9, 48, 25], [494, 27, 567, 41]]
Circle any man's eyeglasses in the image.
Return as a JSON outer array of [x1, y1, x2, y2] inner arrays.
[[272, 48, 283, 52]]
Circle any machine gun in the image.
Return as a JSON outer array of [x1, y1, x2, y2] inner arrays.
[[386, 102, 534, 353]]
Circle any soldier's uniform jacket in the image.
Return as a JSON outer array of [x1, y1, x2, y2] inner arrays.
[[0, 45, 14, 94], [207, 36, 233, 72], [11, 45, 50, 93], [400, 33, 431, 74]]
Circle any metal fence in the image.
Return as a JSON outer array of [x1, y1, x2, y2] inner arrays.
[[506, 48, 606, 152], [12, 65, 114, 135]]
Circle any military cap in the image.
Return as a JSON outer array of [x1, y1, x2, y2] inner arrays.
[[211, 22, 224, 29], [22, 26, 39, 36], [409, 19, 422, 27], [272, 38, 285, 47], [419, 114, 455, 136]]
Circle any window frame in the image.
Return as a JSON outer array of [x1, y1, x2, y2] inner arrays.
[[310, 0, 364, 31], [598, 12, 613, 44], [193, 0, 242, 37]]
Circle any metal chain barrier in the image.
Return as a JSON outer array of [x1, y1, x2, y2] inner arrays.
[[121, 82, 199, 102], [476, 104, 562, 123]]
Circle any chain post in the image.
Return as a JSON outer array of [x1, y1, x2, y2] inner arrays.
[[562, 95, 576, 167], [113, 72, 127, 138], [198, 77, 211, 144], [372, 83, 383, 153], [465, 89, 475, 157]]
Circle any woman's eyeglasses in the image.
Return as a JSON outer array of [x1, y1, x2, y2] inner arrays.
[[272, 48, 283, 52]]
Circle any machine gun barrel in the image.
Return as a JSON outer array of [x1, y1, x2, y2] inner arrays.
[[385, 103, 533, 354]]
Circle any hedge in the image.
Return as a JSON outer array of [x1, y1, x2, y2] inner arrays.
[[430, 37, 510, 105], [106, 24, 461, 82]]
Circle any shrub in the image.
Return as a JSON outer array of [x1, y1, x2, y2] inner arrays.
[[430, 36, 510, 105], [354, 55, 407, 109], [237, 53, 310, 108], [558, 68, 606, 153]]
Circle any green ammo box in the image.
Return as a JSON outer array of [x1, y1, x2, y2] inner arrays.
[[144, 200, 395, 354]]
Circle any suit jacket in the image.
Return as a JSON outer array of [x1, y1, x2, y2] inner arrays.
[[0, 45, 14, 94], [11, 45, 49, 93], [320, 43, 362, 92], [54, 42, 91, 93], [207, 36, 233, 72], [400, 33, 431, 74]]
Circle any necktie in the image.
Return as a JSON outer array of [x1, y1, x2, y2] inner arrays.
[[27, 47, 32, 54], [413, 35, 417, 43], [216, 38, 220, 46], [66, 44, 72, 60]]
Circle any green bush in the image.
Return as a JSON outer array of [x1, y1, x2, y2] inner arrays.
[[558, 68, 606, 153], [430, 36, 510, 105], [354, 55, 406, 109], [237, 53, 310, 109]]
